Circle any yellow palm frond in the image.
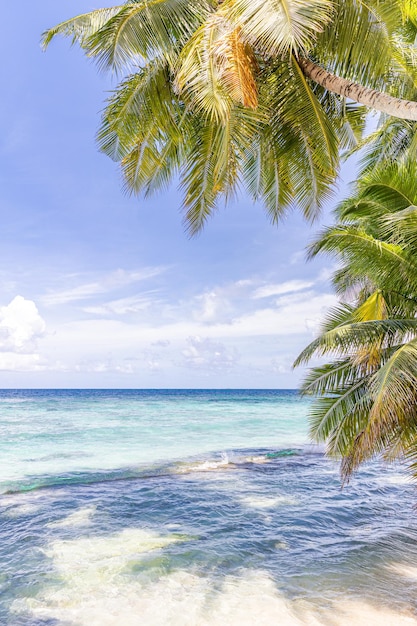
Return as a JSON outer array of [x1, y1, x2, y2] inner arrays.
[[175, 14, 258, 121], [217, 27, 258, 109]]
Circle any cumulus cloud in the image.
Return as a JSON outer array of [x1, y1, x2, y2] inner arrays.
[[143, 351, 161, 371], [190, 279, 259, 326], [181, 336, 239, 371], [193, 291, 232, 324], [0, 296, 47, 371], [0, 296, 46, 353]]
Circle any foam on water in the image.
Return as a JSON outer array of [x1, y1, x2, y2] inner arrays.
[[379, 474, 412, 486], [47, 505, 97, 528], [13, 529, 417, 626], [43, 528, 184, 584], [0, 489, 51, 517], [15, 570, 307, 626], [389, 564, 417, 580], [239, 495, 298, 509], [2, 503, 42, 518], [175, 458, 232, 473]]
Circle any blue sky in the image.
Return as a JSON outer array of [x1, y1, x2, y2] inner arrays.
[[0, 0, 358, 388]]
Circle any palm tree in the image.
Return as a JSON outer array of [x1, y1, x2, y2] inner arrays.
[[294, 155, 417, 482], [43, 0, 417, 233]]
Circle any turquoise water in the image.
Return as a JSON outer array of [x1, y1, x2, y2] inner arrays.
[[1, 389, 417, 625]]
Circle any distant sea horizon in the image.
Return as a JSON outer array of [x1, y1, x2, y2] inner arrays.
[[0, 386, 300, 390]]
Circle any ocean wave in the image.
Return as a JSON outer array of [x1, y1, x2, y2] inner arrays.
[[1, 448, 308, 496]]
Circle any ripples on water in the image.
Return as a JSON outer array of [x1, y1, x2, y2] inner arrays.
[[1, 390, 417, 625]]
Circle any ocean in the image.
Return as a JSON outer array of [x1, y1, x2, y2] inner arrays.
[[1, 388, 417, 625]]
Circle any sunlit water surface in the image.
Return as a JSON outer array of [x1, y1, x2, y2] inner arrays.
[[1, 389, 417, 626]]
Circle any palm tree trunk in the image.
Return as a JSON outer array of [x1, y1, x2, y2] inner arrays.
[[298, 57, 417, 121]]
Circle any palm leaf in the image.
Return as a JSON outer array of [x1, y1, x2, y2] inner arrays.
[[179, 107, 260, 234], [308, 227, 417, 294], [224, 0, 334, 58], [294, 318, 417, 366], [42, 7, 123, 49], [44, 0, 213, 72], [315, 0, 397, 89], [309, 380, 372, 457], [175, 14, 258, 122]]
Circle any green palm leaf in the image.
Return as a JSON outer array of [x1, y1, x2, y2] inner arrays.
[[315, 0, 396, 89], [180, 107, 259, 235], [42, 7, 123, 49], [44, 0, 213, 71]]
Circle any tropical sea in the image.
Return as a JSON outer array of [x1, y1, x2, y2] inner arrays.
[[1, 389, 417, 626]]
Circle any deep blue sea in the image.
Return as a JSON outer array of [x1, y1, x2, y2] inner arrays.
[[1, 389, 417, 625]]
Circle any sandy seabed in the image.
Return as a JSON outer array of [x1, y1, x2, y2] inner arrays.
[[10, 525, 417, 626]]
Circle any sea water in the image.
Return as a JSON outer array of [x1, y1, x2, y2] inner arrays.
[[1, 389, 417, 626]]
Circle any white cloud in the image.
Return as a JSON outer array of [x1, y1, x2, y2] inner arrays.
[[42, 290, 336, 360], [75, 358, 140, 375], [289, 250, 305, 265], [0, 296, 46, 353], [0, 353, 44, 372], [41, 268, 165, 306], [83, 295, 157, 316], [193, 291, 233, 324], [270, 358, 291, 374], [142, 350, 161, 372], [13, 271, 337, 384], [0, 296, 47, 371], [181, 336, 240, 371], [233, 292, 337, 337], [252, 280, 314, 299]]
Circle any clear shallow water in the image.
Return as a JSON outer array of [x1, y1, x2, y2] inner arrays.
[[1, 389, 417, 626]]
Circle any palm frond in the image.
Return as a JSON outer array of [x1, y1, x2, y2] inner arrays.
[[175, 14, 258, 123], [44, 0, 213, 72], [341, 347, 417, 481], [179, 107, 260, 235], [379, 206, 417, 249], [308, 226, 417, 294], [97, 58, 175, 161], [365, 340, 417, 451], [224, 0, 334, 58], [42, 7, 123, 49], [309, 380, 372, 457], [301, 358, 360, 395], [353, 290, 387, 322], [294, 318, 417, 366], [253, 56, 339, 221], [315, 0, 395, 89], [242, 129, 294, 221], [358, 119, 417, 173]]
